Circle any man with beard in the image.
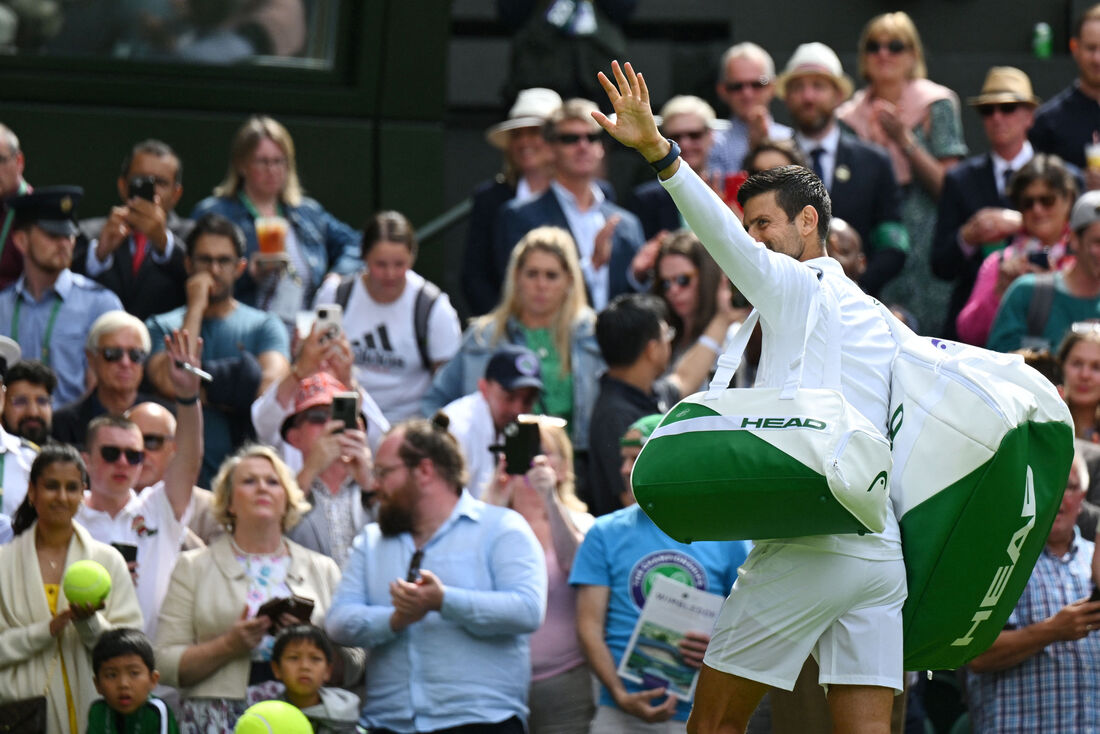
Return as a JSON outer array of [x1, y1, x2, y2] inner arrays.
[[145, 213, 290, 486], [780, 43, 908, 298], [0, 339, 39, 519], [327, 416, 547, 734], [1, 359, 56, 445], [0, 187, 124, 406]]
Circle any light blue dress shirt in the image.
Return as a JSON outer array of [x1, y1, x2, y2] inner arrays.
[[326, 490, 548, 733], [0, 270, 123, 406]]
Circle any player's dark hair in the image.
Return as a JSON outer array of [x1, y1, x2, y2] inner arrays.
[[737, 164, 832, 244]]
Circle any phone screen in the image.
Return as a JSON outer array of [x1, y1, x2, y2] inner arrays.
[[127, 176, 156, 202], [331, 392, 359, 433]]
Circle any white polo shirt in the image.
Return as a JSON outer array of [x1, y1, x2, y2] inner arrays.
[[77, 482, 185, 638], [441, 391, 497, 498], [0, 426, 36, 516]]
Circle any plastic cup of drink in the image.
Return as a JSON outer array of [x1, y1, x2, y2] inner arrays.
[[1086, 142, 1100, 171], [255, 216, 289, 259]]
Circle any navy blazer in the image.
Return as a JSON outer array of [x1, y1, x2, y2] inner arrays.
[[463, 177, 517, 316], [494, 187, 645, 304], [626, 178, 682, 241], [829, 133, 907, 297]]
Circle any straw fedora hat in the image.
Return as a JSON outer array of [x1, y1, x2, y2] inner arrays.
[[967, 67, 1041, 107]]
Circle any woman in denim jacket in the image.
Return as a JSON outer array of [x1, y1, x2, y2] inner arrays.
[[192, 116, 362, 321], [423, 226, 604, 453]]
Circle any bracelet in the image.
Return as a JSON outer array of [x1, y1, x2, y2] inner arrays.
[[176, 393, 200, 405], [697, 335, 721, 352], [649, 138, 681, 173]]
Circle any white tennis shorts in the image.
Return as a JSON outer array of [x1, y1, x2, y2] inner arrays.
[[703, 542, 907, 692]]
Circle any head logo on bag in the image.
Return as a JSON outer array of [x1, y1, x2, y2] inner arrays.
[[739, 417, 827, 430], [867, 471, 888, 494]]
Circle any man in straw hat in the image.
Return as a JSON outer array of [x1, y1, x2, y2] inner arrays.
[[779, 42, 909, 299], [931, 66, 1046, 340], [465, 88, 562, 315], [594, 59, 907, 734]]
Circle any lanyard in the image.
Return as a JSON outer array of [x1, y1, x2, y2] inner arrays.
[[0, 180, 30, 263], [239, 192, 285, 220], [11, 294, 62, 366]]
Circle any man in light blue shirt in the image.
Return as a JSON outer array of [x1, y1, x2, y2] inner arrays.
[[0, 186, 124, 406], [326, 416, 548, 734]]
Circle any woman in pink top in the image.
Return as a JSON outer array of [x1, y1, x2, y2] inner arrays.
[[485, 416, 595, 734], [956, 155, 1077, 346]]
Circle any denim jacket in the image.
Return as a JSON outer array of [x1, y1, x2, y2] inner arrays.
[[191, 194, 362, 306], [421, 313, 605, 451]]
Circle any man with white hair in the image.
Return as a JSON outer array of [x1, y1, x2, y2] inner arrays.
[[965, 452, 1100, 733], [52, 310, 168, 449], [709, 42, 793, 175], [0, 122, 30, 288]]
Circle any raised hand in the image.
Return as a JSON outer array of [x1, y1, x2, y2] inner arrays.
[[165, 328, 203, 399], [593, 61, 667, 161]]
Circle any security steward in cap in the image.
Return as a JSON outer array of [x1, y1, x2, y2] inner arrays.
[[0, 186, 124, 407]]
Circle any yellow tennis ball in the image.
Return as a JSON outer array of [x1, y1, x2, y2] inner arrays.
[[62, 560, 111, 606], [234, 700, 313, 734]]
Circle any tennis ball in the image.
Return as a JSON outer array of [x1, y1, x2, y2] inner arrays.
[[62, 560, 111, 606], [234, 700, 313, 734]]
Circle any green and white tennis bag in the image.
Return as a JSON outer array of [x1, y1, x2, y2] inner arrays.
[[632, 288, 892, 543], [878, 306, 1075, 671]]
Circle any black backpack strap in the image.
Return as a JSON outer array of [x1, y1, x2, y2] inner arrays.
[[1026, 273, 1056, 339], [334, 272, 358, 309], [413, 280, 442, 372]]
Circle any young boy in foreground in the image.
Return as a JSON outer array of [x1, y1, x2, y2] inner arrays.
[[89, 627, 179, 733], [271, 624, 360, 734]]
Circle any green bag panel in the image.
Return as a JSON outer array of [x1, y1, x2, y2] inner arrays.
[[634, 429, 868, 542], [900, 420, 1072, 670]]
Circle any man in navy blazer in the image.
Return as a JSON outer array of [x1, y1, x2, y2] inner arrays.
[[932, 67, 1044, 340], [780, 43, 908, 299], [496, 99, 644, 310]]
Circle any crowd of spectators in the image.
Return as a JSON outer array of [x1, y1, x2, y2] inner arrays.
[[6, 5, 1100, 733]]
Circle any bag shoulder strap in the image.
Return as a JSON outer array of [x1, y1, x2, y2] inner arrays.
[[413, 280, 442, 372], [1025, 272, 1057, 339], [334, 272, 359, 309]]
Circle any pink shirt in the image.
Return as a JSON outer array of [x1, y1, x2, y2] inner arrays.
[[530, 545, 586, 681]]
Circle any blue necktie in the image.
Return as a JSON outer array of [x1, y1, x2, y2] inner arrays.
[[810, 148, 826, 184]]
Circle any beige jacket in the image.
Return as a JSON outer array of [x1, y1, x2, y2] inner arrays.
[[155, 534, 362, 700], [0, 522, 144, 734]]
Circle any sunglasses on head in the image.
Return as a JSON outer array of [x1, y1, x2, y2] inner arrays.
[[554, 132, 601, 145], [865, 39, 908, 55], [724, 78, 769, 93], [660, 273, 695, 292], [142, 434, 173, 451], [100, 347, 148, 364], [1019, 194, 1059, 210], [1072, 321, 1100, 335], [977, 103, 1021, 117], [99, 445, 144, 465], [668, 129, 708, 144]]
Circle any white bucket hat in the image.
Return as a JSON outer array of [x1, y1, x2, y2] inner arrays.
[[486, 88, 563, 149], [776, 42, 853, 99]]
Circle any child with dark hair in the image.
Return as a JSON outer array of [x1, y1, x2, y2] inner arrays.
[[271, 624, 360, 733], [89, 628, 179, 733]]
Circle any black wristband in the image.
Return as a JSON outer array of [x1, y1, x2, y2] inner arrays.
[[176, 393, 200, 405], [649, 138, 681, 173]]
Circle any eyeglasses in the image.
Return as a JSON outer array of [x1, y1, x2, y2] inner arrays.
[[9, 395, 50, 409], [99, 347, 148, 364], [1019, 194, 1059, 211], [554, 132, 602, 145], [371, 463, 406, 481], [192, 255, 238, 269], [660, 273, 696, 292], [864, 39, 909, 55], [667, 129, 708, 144], [99, 445, 144, 465], [406, 548, 424, 582], [142, 434, 173, 451], [295, 408, 330, 427], [251, 156, 288, 169], [724, 78, 770, 93], [977, 103, 1022, 117]]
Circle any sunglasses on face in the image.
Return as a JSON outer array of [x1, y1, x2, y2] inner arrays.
[[142, 434, 173, 451], [724, 78, 769, 93], [978, 103, 1021, 117], [660, 273, 695, 292], [295, 408, 330, 427], [668, 129, 708, 144], [1019, 194, 1059, 210], [99, 347, 148, 364], [99, 445, 144, 465], [554, 132, 602, 145], [864, 39, 908, 55]]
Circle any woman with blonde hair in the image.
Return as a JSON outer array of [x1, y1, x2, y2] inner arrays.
[[485, 416, 594, 734], [838, 11, 968, 334], [423, 226, 604, 454], [192, 115, 362, 317], [155, 444, 363, 733]]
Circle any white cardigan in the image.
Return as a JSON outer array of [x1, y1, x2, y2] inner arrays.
[[0, 521, 144, 734]]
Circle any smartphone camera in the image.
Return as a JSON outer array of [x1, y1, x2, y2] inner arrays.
[[127, 175, 157, 202]]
